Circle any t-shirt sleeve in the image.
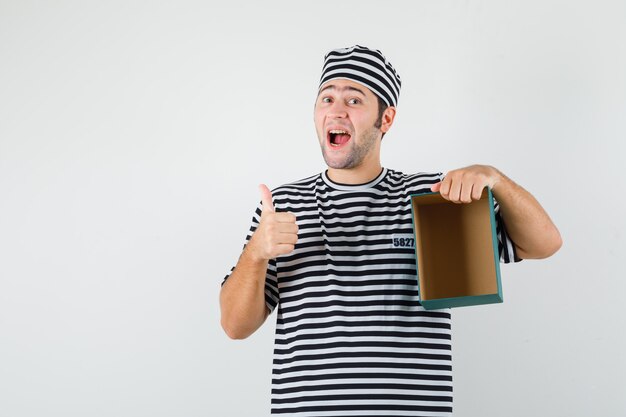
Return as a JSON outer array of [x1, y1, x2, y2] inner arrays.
[[221, 202, 280, 315], [493, 198, 523, 263]]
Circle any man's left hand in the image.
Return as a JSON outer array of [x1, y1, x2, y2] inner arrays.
[[431, 164, 502, 204]]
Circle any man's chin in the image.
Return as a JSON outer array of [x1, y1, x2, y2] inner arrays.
[[322, 153, 355, 170]]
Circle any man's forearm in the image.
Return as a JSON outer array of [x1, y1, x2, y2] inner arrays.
[[431, 164, 562, 259], [219, 243, 270, 340], [491, 170, 562, 259]]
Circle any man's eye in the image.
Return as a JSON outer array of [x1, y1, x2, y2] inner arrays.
[[322, 97, 332, 103], [348, 98, 360, 104]]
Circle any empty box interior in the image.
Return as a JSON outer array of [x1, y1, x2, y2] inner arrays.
[[411, 191, 498, 302]]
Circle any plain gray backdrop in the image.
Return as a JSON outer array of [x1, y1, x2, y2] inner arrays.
[[1, 0, 625, 416]]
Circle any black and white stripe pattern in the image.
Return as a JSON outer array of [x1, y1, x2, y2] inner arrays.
[[223, 168, 519, 416], [319, 45, 402, 107]]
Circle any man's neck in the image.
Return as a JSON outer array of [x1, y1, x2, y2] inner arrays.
[[326, 161, 383, 185]]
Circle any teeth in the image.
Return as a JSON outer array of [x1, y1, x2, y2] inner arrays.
[[329, 129, 348, 135]]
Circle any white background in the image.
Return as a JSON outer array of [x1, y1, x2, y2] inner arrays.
[[1, 1, 625, 416]]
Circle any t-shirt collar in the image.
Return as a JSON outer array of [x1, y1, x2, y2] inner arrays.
[[321, 167, 388, 191]]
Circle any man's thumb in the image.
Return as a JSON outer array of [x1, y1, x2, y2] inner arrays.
[[259, 184, 275, 213]]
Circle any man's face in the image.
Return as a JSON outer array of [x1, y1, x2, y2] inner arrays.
[[314, 79, 382, 170]]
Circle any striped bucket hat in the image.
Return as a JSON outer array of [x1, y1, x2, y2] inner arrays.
[[318, 45, 402, 107]]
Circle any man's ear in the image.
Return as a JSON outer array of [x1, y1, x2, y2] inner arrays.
[[380, 106, 397, 133]]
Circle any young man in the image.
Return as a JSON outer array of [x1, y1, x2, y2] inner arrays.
[[220, 45, 562, 416]]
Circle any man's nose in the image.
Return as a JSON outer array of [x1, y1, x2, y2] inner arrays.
[[327, 101, 348, 118]]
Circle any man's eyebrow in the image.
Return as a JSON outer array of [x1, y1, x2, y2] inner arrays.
[[318, 84, 366, 97]]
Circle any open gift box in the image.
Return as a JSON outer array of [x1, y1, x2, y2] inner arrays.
[[409, 188, 503, 310]]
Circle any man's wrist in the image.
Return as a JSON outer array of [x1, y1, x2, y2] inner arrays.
[[244, 236, 268, 264], [489, 166, 505, 193]]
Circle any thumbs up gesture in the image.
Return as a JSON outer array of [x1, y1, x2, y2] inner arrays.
[[248, 184, 299, 261]]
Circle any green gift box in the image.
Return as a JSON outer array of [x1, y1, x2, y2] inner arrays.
[[409, 188, 503, 310]]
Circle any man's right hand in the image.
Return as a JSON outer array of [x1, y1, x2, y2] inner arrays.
[[247, 184, 298, 261]]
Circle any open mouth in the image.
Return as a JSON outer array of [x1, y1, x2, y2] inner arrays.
[[328, 129, 352, 148]]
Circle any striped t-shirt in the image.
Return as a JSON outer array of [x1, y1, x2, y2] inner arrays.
[[223, 168, 519, 416]]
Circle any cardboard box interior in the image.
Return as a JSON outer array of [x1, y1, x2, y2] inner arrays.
[[411, 191, 498, 302]]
